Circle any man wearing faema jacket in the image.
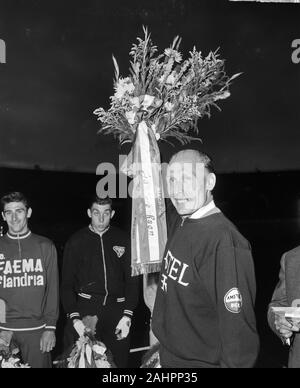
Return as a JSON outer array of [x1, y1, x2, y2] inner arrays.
[[0, 191, 59, 368], [61, 196, 139, 367], [152, 150, 260, 368]]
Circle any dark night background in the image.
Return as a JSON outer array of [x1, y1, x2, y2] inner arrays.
[[1, 0, 300, 367]]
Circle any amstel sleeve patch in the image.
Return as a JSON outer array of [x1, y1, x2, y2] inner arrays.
[[224, 288, 242, 313]]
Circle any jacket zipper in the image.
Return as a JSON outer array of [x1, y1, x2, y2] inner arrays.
[[100, 235, 108, 306], [17, 234, 22, 259]]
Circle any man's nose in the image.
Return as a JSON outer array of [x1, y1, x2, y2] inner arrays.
[[12, 212, 18, 221], [170, 182, 185, 196]]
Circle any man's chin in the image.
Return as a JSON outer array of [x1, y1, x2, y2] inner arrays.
[[9, 228, 23, 234], [175, 208, 193, 217]]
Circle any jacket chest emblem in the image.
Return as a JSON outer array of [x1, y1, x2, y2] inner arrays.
[[113, 246, 125, 258]]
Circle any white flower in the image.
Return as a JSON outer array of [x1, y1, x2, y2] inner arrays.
[[158, 75, 165, 84], [114, 77, 135, 99], [92, 344, 106, 356], [130, 96, 140, 108], [141, 95, 155, 110], [166, 72, 176, 86], [95, 359, 111, 368], [125, 110, 136, 125], [164, 48, 182, 63], [164, 102, 174, 112]]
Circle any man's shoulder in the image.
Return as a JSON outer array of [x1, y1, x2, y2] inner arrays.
[[30, 233, 55, 248], [207, 213, 250, 250], [67, 227, 90, 244], [283, 246, 300, 263]]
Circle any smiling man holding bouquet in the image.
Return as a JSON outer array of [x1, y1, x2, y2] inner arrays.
[[152, 150, 260, 368]]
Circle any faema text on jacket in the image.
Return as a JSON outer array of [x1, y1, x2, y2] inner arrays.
[[152, 212, 260, 368], [61, 226, 139, 321], [0, 230, 59, 331]]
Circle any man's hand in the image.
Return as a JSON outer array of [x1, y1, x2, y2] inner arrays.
[[82, 315, 98, 335], [115, 316, 131, 340], [274, 315, 299, 341], [40, 330, 56, 353]]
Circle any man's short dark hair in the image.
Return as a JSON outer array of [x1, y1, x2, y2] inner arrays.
[[197, 151, 215, 174], [88, 195, 113, 210], [1, 191, 30, 211], [169, 149, 215, 174]]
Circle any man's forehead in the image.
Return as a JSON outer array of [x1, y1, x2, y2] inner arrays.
[[3, 201, 27, 211], [91, 203, 111, 211], [167, 160, 206, 176]]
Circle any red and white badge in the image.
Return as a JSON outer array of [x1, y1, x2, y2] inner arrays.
[[224, 288, 242, 313]]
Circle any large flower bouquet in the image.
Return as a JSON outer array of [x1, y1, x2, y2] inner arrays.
[[67, 331, 115, 369], [94, 27, 239, 145]]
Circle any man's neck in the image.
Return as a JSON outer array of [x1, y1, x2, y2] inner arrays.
[[187, 200, 218, 220], [7, 229, 31, 239], [89, 224, 110, 237]]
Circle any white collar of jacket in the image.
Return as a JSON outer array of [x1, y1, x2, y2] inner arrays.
[[7, 230, 31, 239], [189, 200, 219, 219], [89, 224, 110, 237]]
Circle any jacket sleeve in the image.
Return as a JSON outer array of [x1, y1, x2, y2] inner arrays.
[[44, 242, 59, 330], [215, 244, 260, 368], [60, 238, 81, 321], [267, 253, 288, 338], [121, 239, 140, 318]]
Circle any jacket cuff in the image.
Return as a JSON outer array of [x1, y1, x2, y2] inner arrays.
[[123, 309, 133, 318], [44, 320, 57, 331], [44, 326, 56, 331], [69, 312, 81, 321]]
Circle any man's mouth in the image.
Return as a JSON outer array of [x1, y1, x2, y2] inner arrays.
[[175, 199, 190, 204]]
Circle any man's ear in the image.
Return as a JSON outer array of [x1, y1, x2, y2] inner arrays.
[[110, 210, 115, 219], [1, 212, 5, 222], [87, 209, 92, 219], [27, 208, 32, 219], [206, 173, 216, 192]]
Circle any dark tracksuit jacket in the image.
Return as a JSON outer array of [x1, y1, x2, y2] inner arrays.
[[61, 226, 139, 321], [0, 231, 59, 331], [152, 212, 259, 368]]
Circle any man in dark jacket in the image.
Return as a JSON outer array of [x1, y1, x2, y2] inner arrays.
[[268, 247, 300, 368], [0, 191, 59, 368], [61, 196, 139, 367], [152, 150, 259, 368]]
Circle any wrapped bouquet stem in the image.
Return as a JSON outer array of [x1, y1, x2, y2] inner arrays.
[[121, 120, 167, 276]]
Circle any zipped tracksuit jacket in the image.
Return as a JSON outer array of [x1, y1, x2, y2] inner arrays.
[[61, 226, 139, 367], [152, 212, 260, 368], [0, 230, 59, 368]]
